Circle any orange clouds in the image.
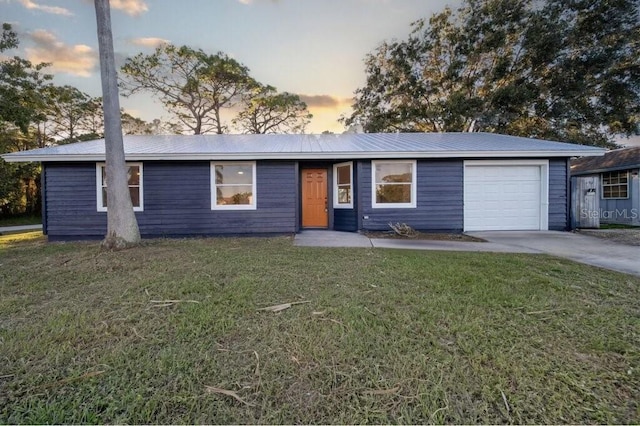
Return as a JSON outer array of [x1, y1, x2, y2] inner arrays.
[[25, 30, 96, 77], [298, 94, 352, 109], [296, 94, 353, 133], [110, 0, 149, 16], [129, 37, 170, 48], [19, 0, 73, 16]]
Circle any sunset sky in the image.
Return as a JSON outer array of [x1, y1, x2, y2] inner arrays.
[[3, 0, 639, 146], [1, 0, 460, 134]]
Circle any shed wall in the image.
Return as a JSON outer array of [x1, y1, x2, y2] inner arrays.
[[599, 168, 639, 225], [570, 168, 640, 226]]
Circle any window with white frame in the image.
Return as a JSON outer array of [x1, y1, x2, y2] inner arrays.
[[602, 171, 629, 199], [96, 163, 143, 212], [333, 162, 353, 208], [211, 162, 257, 210], [372, 160, 417, 208]]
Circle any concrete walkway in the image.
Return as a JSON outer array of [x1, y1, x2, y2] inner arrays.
[[294, 230, 640, 277], [0, 224, 42, 235], [370, 238, 537, 253], [294, 230, 373, 247], [294, 230, 535, 252]]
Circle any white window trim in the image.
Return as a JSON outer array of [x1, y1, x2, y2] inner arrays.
[[210, 161, 257, 210], [371, 160, 417, 209], [333, 161, 354, 209], [601, 171, 629, 200], [463, 159, 549, 231], [96, 162, 144, 212]]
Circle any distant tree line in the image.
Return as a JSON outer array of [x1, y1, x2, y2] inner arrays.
[[344, 0, 640, 147]]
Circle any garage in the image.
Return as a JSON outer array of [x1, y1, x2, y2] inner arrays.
[[464, 160, 549, 231]]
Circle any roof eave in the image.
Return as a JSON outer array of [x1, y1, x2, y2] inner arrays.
[[571, 164, 640, 175], [2, 149, 606, 163]]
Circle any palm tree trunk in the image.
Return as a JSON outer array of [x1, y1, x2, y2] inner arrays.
[[94, 0, 140, 249]]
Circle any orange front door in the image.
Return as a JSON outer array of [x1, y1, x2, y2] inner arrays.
[[302, 169, 328, 228]]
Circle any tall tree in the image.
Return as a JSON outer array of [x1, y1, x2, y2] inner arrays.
[[46, 85, 104, 143], [345, 0, 640, 146], [120, 44, 256, 134], [94, 0, 140, 248], [0, 24, 52, 134], [233, 85, 312, 134], [121, 111, 153, 135], [0, 23, 52, 217]]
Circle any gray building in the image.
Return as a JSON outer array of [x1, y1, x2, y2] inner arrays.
[[571, 147, 640, 227]]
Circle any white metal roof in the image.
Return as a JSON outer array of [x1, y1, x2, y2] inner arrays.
[[2, 132, 605, 162]]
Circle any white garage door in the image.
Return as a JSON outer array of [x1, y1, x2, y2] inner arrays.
[[464, 163, 547, 231]]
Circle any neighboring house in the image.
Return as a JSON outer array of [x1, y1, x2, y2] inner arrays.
[[2, 133, 603, 241], [571, 146, 640, 227]]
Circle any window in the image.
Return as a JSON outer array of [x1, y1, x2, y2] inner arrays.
[[602, 171, 629, 199], [372, 160, 417, 208], [333, 162, 353, 208], [211, 162, 257, 210], [96, 163, 143, 212]]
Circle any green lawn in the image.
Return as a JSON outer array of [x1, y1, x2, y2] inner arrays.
[[1, 232, 638, 424], [0, 214, 41, 227]]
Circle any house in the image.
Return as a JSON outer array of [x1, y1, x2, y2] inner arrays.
[[2, 132, 603, 241], [571, 146, 640, 227]]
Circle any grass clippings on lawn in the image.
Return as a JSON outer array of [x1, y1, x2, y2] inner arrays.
[[0, 233, 639, 424]]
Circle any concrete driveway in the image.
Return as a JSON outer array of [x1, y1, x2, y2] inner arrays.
[[467, 231, 640, 277], [294, 229, 640, 277]]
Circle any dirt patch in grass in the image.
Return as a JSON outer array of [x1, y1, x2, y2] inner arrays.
[[364, 231, 485, 242], [1, 235, 639, 424], [578, 229, 640, 246]]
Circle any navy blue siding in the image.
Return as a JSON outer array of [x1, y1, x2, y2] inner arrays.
[[45, 163, 105, 238], [358, 159, 464, 232], [548, 159, 569, 231], [334, 209, 357, 231], [44, 161, 297, 240], [333, 162, 358, 232], [44, 157, 572, 239]]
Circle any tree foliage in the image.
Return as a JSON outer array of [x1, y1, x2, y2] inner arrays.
[[0, 23, 18, 51], [0, 26, 53, 135], [46, 85, 103, 143], [233, 85, 312, 134], [121, 44, 256, 135], [0, 23, 160, 218], [121, 112, 154, 135], [0, 23, 51, 216], [345, 0, 640, 146], [0, 125, 41, 215]]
